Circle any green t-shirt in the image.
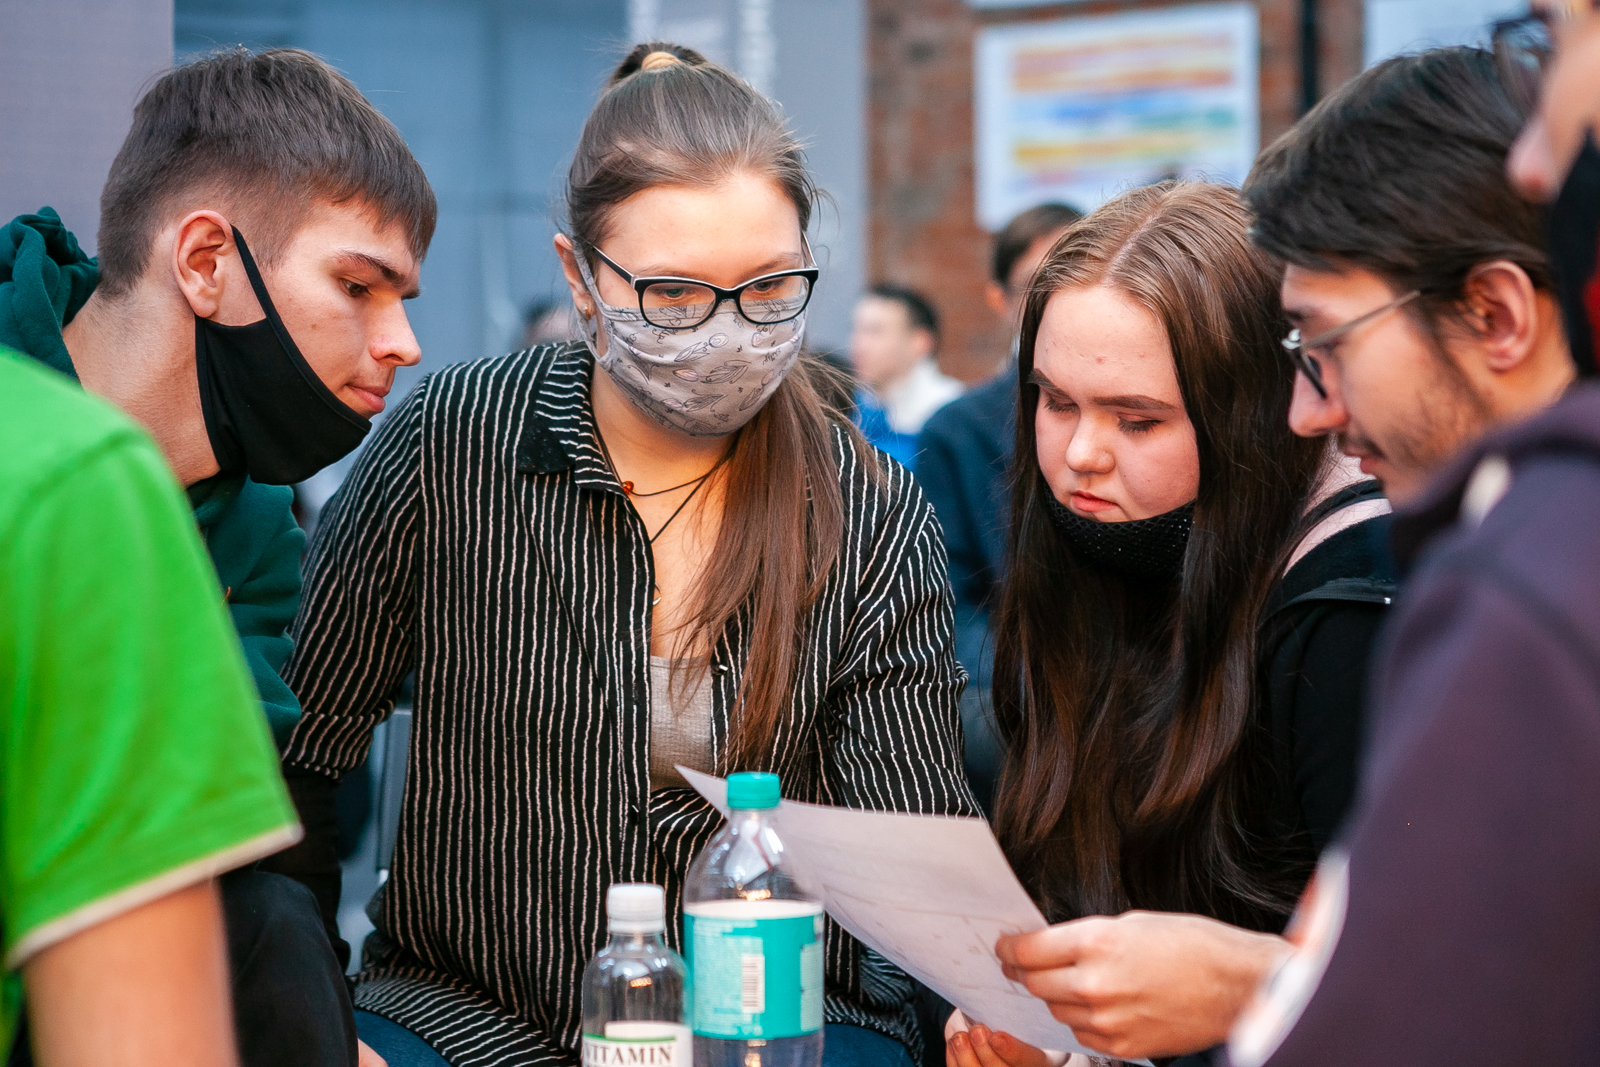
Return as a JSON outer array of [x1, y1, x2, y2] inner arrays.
[[0, 349, 300, 1050]]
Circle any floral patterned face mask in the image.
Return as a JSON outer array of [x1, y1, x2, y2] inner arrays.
[[575, 252, 806, 438]]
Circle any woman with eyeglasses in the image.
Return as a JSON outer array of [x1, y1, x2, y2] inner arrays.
[[276, 42, 977, 1067], [944, 183, 1395, 1067]]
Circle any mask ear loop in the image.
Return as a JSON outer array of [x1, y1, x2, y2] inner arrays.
[[230, 227, 370, 428], [571, 247, 610, 357]]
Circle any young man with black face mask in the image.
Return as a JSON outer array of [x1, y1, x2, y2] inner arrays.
[[1223, 41, 1600, 1066], [0, 47, 434, 1067]]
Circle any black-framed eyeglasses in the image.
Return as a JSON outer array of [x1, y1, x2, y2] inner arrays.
[[1281, 290, 1422, 399], [587, 239, 818, 330], [1491, 10, 1557, 117]]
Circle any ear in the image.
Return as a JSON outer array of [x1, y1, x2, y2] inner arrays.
[[171, 211, 238, 321], [553, 234, 595, 321], [1461, 260, 1543, 376], [912, 327, 938, 362], [985, 280, 1010, 320]]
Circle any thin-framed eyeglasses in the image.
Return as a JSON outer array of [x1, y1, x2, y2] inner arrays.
[[587, 239, 819, 330], [1491, 9, 1558, 117], [1281, 289, 1422, 399]]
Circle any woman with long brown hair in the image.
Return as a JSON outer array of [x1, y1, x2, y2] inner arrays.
[[276, 42, 976, 1067], [946, 182, 1395, 1067]]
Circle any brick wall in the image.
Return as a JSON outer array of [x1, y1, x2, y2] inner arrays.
[[866, 0, 1363, 383]]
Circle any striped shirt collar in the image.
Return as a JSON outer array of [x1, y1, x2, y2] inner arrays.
[[513, 342, 623, 496]]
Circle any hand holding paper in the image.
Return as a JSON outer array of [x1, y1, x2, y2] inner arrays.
[[996, 912, 1290, 1061], [678, 768, 1152, 1064]]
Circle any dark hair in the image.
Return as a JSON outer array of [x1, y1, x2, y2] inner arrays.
[[992, 202, 1083, 288], [804, 346, 860, 420], [866, 283, 940, 341], [98, 47, 436, 298], [1245, 47, 1548, 329], [993, 182, 1325, 930], [564, 42, 870, 772], [567, 42, 817, 252]]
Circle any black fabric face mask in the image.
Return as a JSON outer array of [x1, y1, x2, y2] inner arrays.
[[194, 228, 371, 485], [1547, 132, 1600, 379], [1046, 491, 1195, 580]]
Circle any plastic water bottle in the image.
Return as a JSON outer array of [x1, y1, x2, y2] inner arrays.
[[683, 772, 824, 1067], [581, 883, 692, 1066]]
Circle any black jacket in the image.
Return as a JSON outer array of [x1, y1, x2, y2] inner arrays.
[[915, 373, 1015, 689], [1257, 483, 1397, 858], [1030, 483, 1396, 941]]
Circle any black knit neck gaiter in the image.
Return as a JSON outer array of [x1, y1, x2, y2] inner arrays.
[[1046, 492, 1196, 580]]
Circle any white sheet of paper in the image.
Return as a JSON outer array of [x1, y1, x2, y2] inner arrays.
[[678, 768, 1150, 1063]]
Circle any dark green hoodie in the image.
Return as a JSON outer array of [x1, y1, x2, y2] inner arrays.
[[0, 209, 305, 747]]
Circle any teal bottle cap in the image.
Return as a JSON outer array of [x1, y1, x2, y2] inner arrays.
[[727, 772, 781, 810]]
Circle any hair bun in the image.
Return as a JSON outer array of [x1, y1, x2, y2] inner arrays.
[[640, 51, 683, 72], [609, 42, 706, 86]]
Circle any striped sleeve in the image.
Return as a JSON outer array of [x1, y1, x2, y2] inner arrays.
[[810, 440, 980, 1054], [354, 969, 574, 1064], [281, 379, 427, 776], [822, 441, 979, 819]]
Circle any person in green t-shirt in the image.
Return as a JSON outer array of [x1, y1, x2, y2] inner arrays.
[[0, 46, 436, 1067], [0, 346, 300, 1065]]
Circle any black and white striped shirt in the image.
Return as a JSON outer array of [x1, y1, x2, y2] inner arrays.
[[282, 342, 979, 1066]]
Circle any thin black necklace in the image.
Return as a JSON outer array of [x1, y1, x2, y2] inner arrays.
[[593, 423, 721, 531], [646, 471, 713, 545], [594, 424, 729, 604]]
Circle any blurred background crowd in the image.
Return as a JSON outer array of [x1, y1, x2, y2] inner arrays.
[[3, 0, 1528, 412], [4, 6, 1588, 1063], [0, 0, 1549, 978]]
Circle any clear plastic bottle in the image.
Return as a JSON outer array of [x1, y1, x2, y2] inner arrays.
[[683, 772, 824, 1067], [581, 883, 692, 1066]]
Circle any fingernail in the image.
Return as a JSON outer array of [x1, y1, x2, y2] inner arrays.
[[992, 1032, 1011, 1052], [972, 1026, 989, 1048]]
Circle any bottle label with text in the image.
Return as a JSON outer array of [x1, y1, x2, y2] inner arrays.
[[581, 1022, 691, 1066], [685, 899, 824, 1040]]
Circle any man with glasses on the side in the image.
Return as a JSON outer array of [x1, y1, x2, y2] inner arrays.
[[1251, 50, 1572, 506], [1215, 25, 1600, 1067]]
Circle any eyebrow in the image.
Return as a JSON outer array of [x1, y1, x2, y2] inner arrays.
[[1027, 372, 1177, 413], [1091, 394, 1179, 413], [335, 250, 422, 299], [632, 252, 804, 280]]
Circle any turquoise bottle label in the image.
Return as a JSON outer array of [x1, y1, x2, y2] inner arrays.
[[684, 899, 824, 1040]]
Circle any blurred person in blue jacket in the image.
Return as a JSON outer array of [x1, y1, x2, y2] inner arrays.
[[0, 45, 434, 1067], [849, 283, 963, 469], [914, 203, 1080, 810]]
